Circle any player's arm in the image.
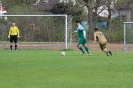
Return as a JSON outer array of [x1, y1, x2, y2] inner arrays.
[[83, 30, 86, 39], [17, 27, 20, 37], [72, 28, 78, 34], [8, 28, 11, 38], [72, 31, 76, 35], [94, 33, 97, 43]]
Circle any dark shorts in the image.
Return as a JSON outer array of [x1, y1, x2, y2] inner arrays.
[[10, 35, 18, 43]]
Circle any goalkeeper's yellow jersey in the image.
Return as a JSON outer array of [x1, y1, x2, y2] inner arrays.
[[9, 26, 19, 36]]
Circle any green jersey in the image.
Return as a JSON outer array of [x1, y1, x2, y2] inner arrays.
[[75, 25, 86, 38]]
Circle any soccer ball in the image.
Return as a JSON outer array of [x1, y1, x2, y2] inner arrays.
[[61, 52, 65, 56]]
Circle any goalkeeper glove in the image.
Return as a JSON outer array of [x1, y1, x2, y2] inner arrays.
[[17, 35, 20, 38], [8, 35, 10, 38]]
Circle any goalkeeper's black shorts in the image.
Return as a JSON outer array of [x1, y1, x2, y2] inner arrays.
[[10, 35, 18, 43]]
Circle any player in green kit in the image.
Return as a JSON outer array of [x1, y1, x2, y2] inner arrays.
[[72, 21, 91, 55]]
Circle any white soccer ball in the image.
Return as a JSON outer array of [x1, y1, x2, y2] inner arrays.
[[61, 52, 65, 56]]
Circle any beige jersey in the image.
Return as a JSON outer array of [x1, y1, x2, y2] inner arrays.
[[94, 31, 107, 44]]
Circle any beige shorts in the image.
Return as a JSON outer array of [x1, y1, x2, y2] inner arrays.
[[99, 43, 107, 51]]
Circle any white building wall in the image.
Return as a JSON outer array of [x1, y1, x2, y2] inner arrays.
[[60, 0, 76, 4], [112, 9, 131, 21]]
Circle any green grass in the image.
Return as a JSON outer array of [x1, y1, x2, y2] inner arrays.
[[0, 50, 133, 88]]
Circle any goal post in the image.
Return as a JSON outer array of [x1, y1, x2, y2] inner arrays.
[[124, 22, 133, 52], [0, 14, 71, 49]]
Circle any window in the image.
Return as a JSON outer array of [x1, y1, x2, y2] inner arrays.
[[60, 0, 68, 3], [63, 0, 68, 3], [43, 0, 48, 3]]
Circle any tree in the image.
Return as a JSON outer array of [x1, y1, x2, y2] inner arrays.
[[69, 0, 89, 39], [88, 0, 93, 32], [3, 0, 36, 9], [106, 0, 112, 31], [113, 0, 132, 22], [76, 0, 109, 39], [105, 0, 117, 31], [76, 0, 93, 39], [51, 2, 83, 16], [76, 0, 121, 31], [91, 0, 107, 28]]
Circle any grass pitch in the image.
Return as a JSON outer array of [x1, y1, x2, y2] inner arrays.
[[0, 50, 133, 88]]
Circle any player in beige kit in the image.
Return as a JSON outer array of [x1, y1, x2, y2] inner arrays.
[[94, 28, 112, 56]]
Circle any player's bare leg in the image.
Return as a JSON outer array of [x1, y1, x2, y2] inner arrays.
[[100, 44, 112, 56], [77, 44, 84, 55], [103, 48, 112, 56], [103, 48, 109, 56]]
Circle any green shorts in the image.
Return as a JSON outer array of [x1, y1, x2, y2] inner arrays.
[[78, 38, 86, 44]]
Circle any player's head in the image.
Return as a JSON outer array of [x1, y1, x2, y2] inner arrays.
[[12, 23, 15, 26], [75, 21, 81, 26], [94, 28, 98, 32]]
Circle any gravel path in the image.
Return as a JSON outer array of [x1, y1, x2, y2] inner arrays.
[[0, 43, 124, 52]]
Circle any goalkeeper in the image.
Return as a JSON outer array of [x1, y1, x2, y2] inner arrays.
[[94, 28, 112, 56], [8, 23, 20, 51]]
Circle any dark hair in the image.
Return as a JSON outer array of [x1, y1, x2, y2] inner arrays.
[[94, 28, 98, 31], [76, 21, 81, 23]]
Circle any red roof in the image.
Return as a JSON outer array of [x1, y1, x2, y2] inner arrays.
[[0, 7, 7, 13]]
